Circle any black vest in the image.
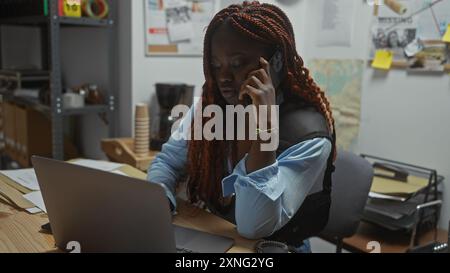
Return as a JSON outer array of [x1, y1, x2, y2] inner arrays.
[[208, 99, 336, 247], [265, 100, 336, 246]]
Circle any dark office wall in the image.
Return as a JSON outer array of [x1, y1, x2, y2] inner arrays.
[[0, 25, 42, 69]]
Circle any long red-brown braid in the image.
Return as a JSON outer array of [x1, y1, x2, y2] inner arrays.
[[186, 1, 336, 210]]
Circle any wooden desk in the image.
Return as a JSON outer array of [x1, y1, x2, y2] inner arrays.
[[0, 200, 256, 253], [343, 222, 448, 253]]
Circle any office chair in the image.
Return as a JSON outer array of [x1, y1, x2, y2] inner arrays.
[[319, 150, 374, 253]]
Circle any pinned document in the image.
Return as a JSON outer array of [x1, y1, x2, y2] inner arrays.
[[372, 50, 393, 70], [314, 0, 355, 47], [404, 39, 423, 57], [443, 24, 450, 43]]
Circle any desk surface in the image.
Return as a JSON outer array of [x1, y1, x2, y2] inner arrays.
[[343, 222, 448, 253], [0, 200, 256, 253], [2, 198, 448, 253]]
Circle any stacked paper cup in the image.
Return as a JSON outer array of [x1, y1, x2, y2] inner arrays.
[[134, 103, 149, 157]]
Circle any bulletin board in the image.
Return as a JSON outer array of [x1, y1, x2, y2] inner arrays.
[[144, 0, 218, 56], [370, 0, 450, 72]]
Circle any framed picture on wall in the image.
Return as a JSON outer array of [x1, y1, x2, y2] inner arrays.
[[144, 0, 219, 56]]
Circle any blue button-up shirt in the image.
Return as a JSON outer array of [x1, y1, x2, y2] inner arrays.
[[147, 105, 331, 239]]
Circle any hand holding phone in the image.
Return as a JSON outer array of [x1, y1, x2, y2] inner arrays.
[[238, 51, 283, 107]]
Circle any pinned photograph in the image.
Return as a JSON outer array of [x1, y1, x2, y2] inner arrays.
[[166, 5, 195, 43], [407, 42, 448, 72], [372, 28, 417, 59]]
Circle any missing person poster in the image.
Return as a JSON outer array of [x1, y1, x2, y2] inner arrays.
[[370, 0, 419, 61]]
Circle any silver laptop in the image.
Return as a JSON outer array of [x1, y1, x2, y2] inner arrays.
[[31, 156, 234, 253]]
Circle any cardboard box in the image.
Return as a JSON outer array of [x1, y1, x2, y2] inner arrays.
[[14, 104, 53, 167], [0, 101, 5, 151], [3, 102, 17, 161], [1, 102, 78, 167]]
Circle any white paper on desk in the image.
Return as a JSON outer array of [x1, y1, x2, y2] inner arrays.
[[111, 170, 129, 177], [369, 192, 406, 202], [70, 159, 124, 172], [26, 207, 43, 214], [0, 168, 40, 191], [313, 0, 355, 47], [23, 191, 47, 213]]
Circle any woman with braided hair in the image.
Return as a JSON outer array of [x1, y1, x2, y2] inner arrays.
[[147, 1, 336, 253]]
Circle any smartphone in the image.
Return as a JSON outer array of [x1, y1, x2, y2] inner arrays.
[[269, 50, 283, 89], [241, 50, 284, 105]]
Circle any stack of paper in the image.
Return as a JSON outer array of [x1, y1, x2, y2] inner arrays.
[[0, 168, 38, 212], [23, 191, 47, 213], [365, 165, 438, 226], [69, 159, 124, 172], [0, 168, 40, 191], [369, 168, 429, 201]]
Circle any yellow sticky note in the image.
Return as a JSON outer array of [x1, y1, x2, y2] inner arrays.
[[372, 50, 393, 70], [443, 24, 450, 43]]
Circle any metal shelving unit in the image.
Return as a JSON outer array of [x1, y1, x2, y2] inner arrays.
[[0, 14, 111, 27], [0, 0, 117, 160]]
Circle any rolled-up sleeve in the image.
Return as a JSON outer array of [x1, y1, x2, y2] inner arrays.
[[222, 137, 332, 239]]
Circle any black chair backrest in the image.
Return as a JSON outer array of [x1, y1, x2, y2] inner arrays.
[[321, 150, 374, 239]]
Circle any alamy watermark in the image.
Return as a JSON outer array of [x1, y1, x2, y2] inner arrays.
[[170, 98, 280, 152], [367, 241, 381, 253], [66, 241, 81, 253]]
